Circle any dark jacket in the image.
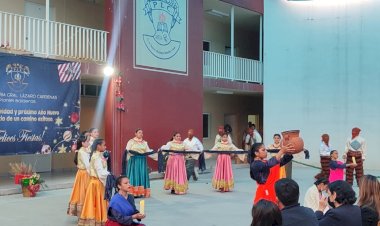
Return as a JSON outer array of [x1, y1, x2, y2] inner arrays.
[[281, 203, 318, 226], [316, 204, 362, 226], [361, 206, 379, 226]]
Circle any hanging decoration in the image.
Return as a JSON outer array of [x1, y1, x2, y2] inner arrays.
[[115, 73, 125, 112]]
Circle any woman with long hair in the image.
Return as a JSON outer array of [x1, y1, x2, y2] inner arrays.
[[250, 142, 293, 204], [162, 132, 188, 195], [105, 176, 145, 226], [79, 139, 110, 226], [67, 134, 91, 217], [125, 129, 153, 198], [251, 199, 282, 226], [358, 175, 380, 226]]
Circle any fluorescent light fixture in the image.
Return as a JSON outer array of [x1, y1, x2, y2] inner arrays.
[[287, 0, 368, 6], [205, 9, 229, 18], [216, 90, 234, 95]]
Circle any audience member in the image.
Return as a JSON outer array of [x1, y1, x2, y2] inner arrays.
[[358, 175, 380, 226], [316, 180, 361, 226], [275, 178, 318, 226], [251, 199, 282, 226], [304, 177, 329, 213]]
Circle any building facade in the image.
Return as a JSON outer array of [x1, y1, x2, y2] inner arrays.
[[0, 0, 264, 174]]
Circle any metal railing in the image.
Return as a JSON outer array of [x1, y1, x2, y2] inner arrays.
[[0, 11, 107, 62], [203, 51, 263, 84]]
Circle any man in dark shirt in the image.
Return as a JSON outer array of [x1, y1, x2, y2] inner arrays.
[[275, 178, 318, 226]]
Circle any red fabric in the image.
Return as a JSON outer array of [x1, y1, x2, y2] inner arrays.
[[254, 164, 280, 204]]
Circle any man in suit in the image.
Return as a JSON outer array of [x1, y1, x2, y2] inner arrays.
[[275, 178, 318, 226]]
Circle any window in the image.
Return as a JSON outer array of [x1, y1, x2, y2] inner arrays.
[[203, 41, 210, 51], [80, 84, 84, 96], [80, 84, 102, 97], [85, 85, 97, 96], [203, 113, 210, 139]]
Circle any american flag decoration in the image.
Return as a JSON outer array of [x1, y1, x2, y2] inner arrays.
[[57, 62, 81, 83]]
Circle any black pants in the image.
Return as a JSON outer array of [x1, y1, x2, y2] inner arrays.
[[185, 159, 196, 181]]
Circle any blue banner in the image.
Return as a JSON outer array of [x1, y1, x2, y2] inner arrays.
[[0, 53, 80, 155]]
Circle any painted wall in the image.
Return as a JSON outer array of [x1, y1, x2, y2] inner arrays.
[[105, 0, 204, 175], [1, 0, 104, 29], [203, 92, 263, 149], [264, 0, 380, 169]]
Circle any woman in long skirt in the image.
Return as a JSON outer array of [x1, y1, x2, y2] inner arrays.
[[67, 134, 91, 217], [78, 139, 110, 226], [125, 129, 152, 198], [163, 132, 188, 195], [211, 133, 242, 192]]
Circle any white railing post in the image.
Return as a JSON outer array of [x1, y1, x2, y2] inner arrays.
[[230, 6, 235, 80], [259, 15, 263, 84]]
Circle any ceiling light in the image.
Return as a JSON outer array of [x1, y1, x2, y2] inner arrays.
[[205, 9, 229, 18], [216, 90, 234, 95]]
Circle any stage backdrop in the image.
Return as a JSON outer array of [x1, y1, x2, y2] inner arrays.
[[0, 53, 80, 155]]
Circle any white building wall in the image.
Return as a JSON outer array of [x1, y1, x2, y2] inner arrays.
[[264, 0, 380, 169]]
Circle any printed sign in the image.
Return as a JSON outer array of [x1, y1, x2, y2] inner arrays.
[[134, 0, 188, 74], [0, 53, 80, 155]]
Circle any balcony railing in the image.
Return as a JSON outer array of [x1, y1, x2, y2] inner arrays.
[[0, 11, 107, 62], [203, 51, 263, 84]]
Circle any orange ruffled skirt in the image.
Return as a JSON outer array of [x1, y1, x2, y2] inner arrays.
[[67, 169, 90, 217], [78, 177, 108, 226]]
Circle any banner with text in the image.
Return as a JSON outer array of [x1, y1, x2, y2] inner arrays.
[[0, 53, 80, 155]]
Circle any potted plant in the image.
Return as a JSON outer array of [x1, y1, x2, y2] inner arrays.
[[9, 162, 33, 184], [20, 173, 46, 197]]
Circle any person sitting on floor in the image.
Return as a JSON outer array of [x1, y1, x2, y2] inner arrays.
[[106, 176, 146, 226]]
